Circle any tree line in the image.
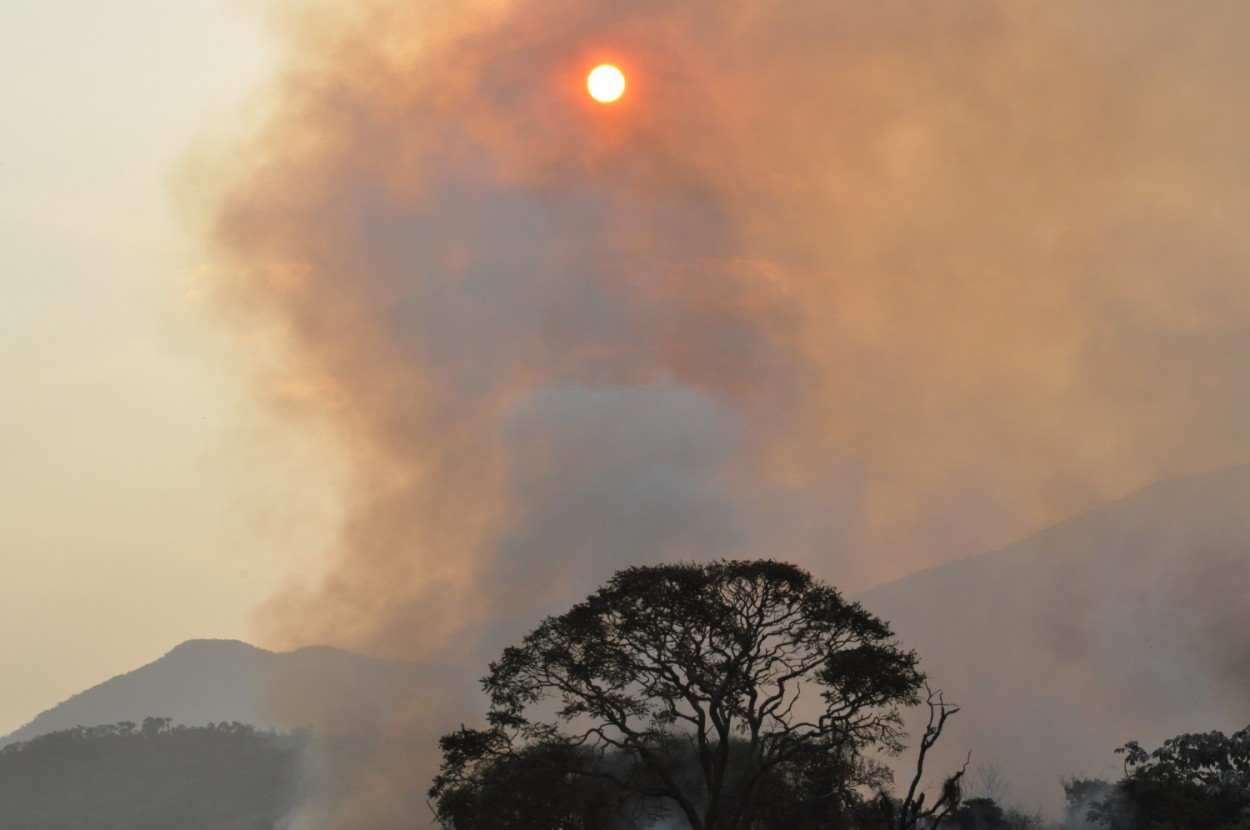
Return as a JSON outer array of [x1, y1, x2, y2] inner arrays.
[[432, 559, 1250, 830], [0, 719, 304, 830], [1, 560, 1243, 829]]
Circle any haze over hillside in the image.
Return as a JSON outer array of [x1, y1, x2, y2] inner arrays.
[[6, 466, 1248, 820], [858, 463, 1250, 814], [1, 639, 445, 748]]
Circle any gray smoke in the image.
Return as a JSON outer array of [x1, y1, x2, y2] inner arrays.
[[185, 0, 1250, 823]]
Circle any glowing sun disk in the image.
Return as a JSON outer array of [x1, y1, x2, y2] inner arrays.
[[587, 64, 626, 103]]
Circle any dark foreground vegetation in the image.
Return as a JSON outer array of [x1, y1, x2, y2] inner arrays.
[[0, 718, 304, 830], [431, 559, 1250, 830], [2, 562, 1245, 830], [432, 560, 967, 830], [1062, 725, 1250, 830]]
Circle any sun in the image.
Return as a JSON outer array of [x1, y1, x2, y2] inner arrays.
[[587, 64, 626, 103]]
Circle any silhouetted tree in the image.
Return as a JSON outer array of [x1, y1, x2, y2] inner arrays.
[[432, 739, 622, 830], [741, 738, 894, 829], [431, 560, 932, 830], [1061, 777, 1113, 829], [1088, 725, 1250, 830], [944, 797, 1043, 830], [885, 687, 968, 830], [140, 716, 172, 739]]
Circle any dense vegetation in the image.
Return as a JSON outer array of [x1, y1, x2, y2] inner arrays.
[[430, 559, 1250, 830], [1072, 726, 1250, 830], [432, 560, 965, 830], [4, 561, 1246, 829], [0, 718, 304, 830]]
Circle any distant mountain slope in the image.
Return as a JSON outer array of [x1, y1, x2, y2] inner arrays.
[[1, 639, 433, 748], [10, 466, 1249, 818], [857, 463, 1250, 813]]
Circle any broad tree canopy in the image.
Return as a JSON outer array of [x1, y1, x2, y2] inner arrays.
[[432, 560, 925, 830], [1088, 725, 1250, 829]]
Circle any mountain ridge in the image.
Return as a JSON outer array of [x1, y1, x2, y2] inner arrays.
[[0, 638, 430, 748], [8, 463, 1248, 816], [858, 461, 1250, 595], [856, 462, 1250, 813]]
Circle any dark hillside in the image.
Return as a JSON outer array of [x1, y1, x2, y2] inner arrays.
[[2, 638, 434, 747], [0, 720, 304, 830]]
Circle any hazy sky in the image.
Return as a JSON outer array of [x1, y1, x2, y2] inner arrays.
[[188, 3, 1250, 822], [0, 0, 318, 735], [6, 7, 1250, 813], [199, 0, 1250, 663]]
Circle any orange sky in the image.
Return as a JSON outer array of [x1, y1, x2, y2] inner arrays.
[[7, 0, 1250, 823], [195, 0, 1250, 665]]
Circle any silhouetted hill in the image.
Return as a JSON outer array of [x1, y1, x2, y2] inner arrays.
[[0, 720, 304, 830], [1, 639, 431, 747], [857, 463, 1250, 813]]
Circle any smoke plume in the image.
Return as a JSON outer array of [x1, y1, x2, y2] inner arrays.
[[187, 0, 1250, 822]]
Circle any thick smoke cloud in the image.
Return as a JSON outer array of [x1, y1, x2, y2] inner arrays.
[[189, 0, 1250, 822]]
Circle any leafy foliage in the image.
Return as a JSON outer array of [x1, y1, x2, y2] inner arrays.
[[0, 719, 304, 830], [1061, 777, 1115, 828], [739, 739, 895, 830], [944, 797, 1043, 830], [1088, 725, 1250, 830], [432, 740, 623, 830], [432, 560, 926, 830]]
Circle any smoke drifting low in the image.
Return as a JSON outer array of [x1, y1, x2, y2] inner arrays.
[[190, 0, 1250, 821]]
